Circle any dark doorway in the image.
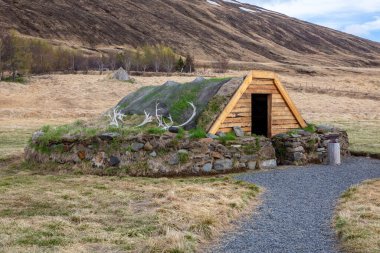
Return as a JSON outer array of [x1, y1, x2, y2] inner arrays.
[[251, 94, 270, 137]]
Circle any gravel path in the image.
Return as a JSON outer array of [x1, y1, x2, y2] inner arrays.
[[209, 157, 380, 253]]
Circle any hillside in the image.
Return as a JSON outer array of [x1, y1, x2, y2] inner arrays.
[[1, 0, 380, 66]]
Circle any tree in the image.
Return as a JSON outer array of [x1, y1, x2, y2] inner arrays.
[[184, 53, 195, 73], [162, 46, 176, 72], [132, 48, 141, 71], [141, 45, 153, 72], [213, 57, 229, 73], [0, 35, 4, 80], [122, 50, 133, 72], [96, 54, 105, 74], [152, 45, 162, 72], [108, 52, 117, 71], [175, 57, 185, 72], [5, 31, 32, 80]]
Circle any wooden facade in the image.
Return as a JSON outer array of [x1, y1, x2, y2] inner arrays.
[[208, 70, 307, 137]]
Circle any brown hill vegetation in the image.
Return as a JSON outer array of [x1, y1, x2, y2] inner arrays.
[[1, 0, 380, 66]]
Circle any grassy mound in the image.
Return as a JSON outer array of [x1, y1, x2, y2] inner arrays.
[[117, 78, 231, 129]]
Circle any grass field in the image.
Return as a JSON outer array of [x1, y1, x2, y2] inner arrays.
[[0, 159, 260, 252], [335, 180, 380, 253], [329, 120, 380, 154], [0, 127, 36, 160], [0, 69, 379, 252]]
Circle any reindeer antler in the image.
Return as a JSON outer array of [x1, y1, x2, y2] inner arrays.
[[108, 106, 126, 127], [136, 101, 196, 130]]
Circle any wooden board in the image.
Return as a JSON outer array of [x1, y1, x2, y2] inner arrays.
[[231, 107, 251, 113], [272, 124, 300, 129], [272, 119, 298, 125], [208, 72, 253, 134], [272, 115, 296, 120], [223, 117, 251, 123], [247, 85, 278, 91], [221, 122, 251, 128], [272, 102, 287, 107], [251, 79, 275, 85], [272, 111, 294, 116]]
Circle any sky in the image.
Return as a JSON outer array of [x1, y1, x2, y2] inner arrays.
[[240, 0, 380, 42]]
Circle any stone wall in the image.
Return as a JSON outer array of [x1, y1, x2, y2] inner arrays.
[[271, 126, 349, 166], [25, 132, 277, 177]]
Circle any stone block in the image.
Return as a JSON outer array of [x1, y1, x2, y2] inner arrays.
[[258, 159, 277, 169], [202, 163, 213, 172], [233, 126, 245, 137], [286, 146, 305, 153], [248, 161, 257, 170], [131, 142, 144, 152], [214, 159, 233, 171]]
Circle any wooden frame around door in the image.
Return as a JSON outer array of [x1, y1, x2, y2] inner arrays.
[[267, 94, 272, 137]]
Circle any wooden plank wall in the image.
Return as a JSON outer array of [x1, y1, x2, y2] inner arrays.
[[218, 78, 301, 136]]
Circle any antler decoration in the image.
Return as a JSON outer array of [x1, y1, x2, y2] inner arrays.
[[137, 101, 197, 130], [136, 111, 154, 127], [107, 106, 126, 127]]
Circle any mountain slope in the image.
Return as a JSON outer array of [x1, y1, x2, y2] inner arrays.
[[1, 0, 380, 66]]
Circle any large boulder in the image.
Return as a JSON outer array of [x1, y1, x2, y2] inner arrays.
[[112, 67, 130, 81]]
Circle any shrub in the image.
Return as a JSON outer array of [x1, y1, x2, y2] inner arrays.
[[304, 123, 317, 133], [147, 127, 166, 135], [178, 152, 189, 164], [176, 127, 186, 139], [189, 128, 207, 139], [217, 132, 236, 145]]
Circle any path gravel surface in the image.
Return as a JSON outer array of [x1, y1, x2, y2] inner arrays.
[[209, 157, 380, 253]]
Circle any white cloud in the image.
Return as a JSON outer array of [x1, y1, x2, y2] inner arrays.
[[240, 0, 380, 41], [343, 17, 380, 36], [243, 0, 380, 19]]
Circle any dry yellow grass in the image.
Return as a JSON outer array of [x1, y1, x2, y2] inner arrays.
[[335, 180, 380, 253], [1, 68, 379, 157], [0, 161, 260, 253]]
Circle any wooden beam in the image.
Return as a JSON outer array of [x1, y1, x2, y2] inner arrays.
[[273, 76, 307, 128], [208, 72, 253, 134], [251, 70, 276, 79]]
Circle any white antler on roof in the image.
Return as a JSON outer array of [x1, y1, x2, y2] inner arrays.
[[107, 106, 126, 127], [136, 110, 154, 127], [137, 101, 196, 130]]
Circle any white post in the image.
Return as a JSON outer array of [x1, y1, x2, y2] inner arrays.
[[328, 143, 341, 165]]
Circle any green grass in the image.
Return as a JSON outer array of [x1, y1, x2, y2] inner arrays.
[[0, 127, 36, 160], [242, 137, 260, 154], [321, 120, 380, 154], [217, 132, 236, 145], [197, 95, 227, 130], [189, 127, 207, 139], [176, 127, 186, 139], [147, 127, 166, 135], [1, 76, 27, 84]]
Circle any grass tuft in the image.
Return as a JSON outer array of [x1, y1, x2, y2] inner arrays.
[[189, 127, 207, 139], [217, 132, 236, 145], [334, 180, 380, 253]]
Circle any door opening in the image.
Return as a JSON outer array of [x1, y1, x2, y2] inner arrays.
[[251, 94, 270, 137]]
